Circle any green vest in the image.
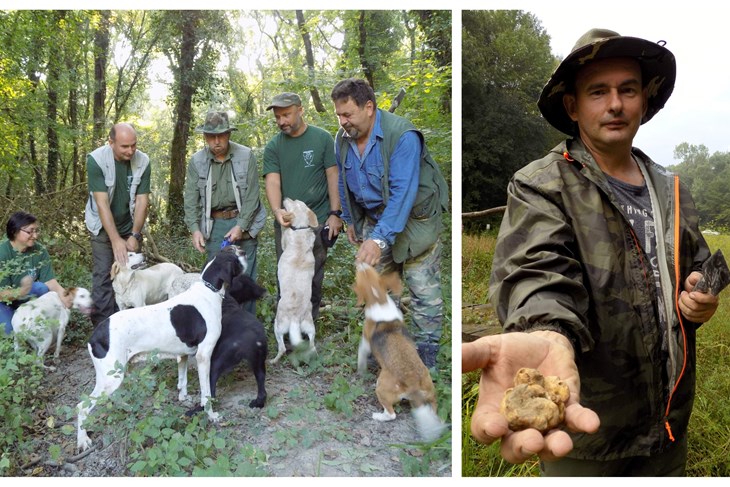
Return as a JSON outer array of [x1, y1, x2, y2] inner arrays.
[[191, 142, 266, 239], [336, 109, 450, 263]]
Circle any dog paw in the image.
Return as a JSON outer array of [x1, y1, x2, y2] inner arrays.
[[178, 391, 189, 402], [77, 433, 93, 452], [249, 397, 266, 408], [207, 411, 221, 423], [372, 411, 396, 422]]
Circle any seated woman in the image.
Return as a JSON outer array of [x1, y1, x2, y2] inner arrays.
[[0, 211, 65, 335]]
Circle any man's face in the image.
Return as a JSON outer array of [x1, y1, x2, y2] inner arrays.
[[564, 57, 648, 151], [109, 127, 137, 162], [273, 105, 305, 136], [205, 132, 231, 158], [334, 98, 375, 142]]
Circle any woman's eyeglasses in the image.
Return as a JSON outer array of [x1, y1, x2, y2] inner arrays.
[[20, 228, 41, 236]]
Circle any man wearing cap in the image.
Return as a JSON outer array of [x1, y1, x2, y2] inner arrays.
[[85, 122, 151, 326], [330, 78, 450, 369], [183, 111, 266, 312], [463, 29, 719, 475], [263, 92, 342, 321]]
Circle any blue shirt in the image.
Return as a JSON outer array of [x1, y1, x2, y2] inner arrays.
[[336, 110, 421, 245]]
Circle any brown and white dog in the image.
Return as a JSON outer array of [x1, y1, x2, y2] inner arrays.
[[12, 287, 93, 366], [110, 260, 184, 310], [270, 198, 319, 364], [353, 262, 445, 442]]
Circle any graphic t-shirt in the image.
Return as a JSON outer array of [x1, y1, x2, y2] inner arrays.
[[263, 125, 336, 223], [606, 173, 667, 343]]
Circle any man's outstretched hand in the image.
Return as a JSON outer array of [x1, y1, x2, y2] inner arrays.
[[462, 331, 600, 464]]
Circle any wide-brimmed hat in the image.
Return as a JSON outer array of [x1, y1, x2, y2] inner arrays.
[[266, 92, 302, 110], [195, 111, 238, 134], [538, 28, 676, 135]]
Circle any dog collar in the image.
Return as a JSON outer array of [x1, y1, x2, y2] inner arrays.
[[203, 281, 220, 293], [290, 225, 312, 231]]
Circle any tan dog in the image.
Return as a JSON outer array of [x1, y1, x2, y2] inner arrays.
[[110, 261, 184, 310], [270, 198, 319, 364], [353, 262, 445, 441]]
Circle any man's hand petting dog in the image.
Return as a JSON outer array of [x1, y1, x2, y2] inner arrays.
[[355, 239, 382, 267]]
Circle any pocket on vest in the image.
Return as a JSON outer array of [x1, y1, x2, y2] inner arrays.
[[393, 210, 442, 263]]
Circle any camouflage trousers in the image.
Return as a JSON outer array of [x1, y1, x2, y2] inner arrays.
[[205, 216, 258, 314], [362, 220, 444, 345]]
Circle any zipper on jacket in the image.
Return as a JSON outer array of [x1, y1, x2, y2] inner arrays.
[[664, 174, 686, 442]]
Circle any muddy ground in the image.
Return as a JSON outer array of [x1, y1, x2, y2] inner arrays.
[[14, 332, 452, 478]]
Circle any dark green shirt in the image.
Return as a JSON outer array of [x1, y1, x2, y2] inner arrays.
[[0, 239, 55, 301], [263, 125, 336, 223]]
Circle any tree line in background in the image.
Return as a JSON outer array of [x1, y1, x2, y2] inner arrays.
[[0, 9, 451, 230], [462, 10, 730, 231]]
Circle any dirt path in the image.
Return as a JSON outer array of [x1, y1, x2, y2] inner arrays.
[[21, 339, 451, 477]]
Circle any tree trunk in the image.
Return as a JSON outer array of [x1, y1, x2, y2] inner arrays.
[[296, 10, 326, 113], [358, 11, 374, 89], [44, 12, 65, 194], [69, 85, 79, 187], [93, 10, 110, 146], [167, 13, 198, 225]]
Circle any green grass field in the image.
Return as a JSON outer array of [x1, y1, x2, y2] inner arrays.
[[462, 232, 730, 477]]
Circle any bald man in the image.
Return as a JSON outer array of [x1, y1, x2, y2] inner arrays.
[[84, 123, 152, 326]]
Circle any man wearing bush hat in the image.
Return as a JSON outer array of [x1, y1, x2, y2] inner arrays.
[[183, 110, 266, 312], [464, 28, 720, 475], [263, 92, 342, 321]]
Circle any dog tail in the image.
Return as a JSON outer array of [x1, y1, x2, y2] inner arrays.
[[412, 404, 445, 442], [289, 322, 303, 347]]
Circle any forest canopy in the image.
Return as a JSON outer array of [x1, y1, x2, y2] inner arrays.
[[0, 9, 452, 233]]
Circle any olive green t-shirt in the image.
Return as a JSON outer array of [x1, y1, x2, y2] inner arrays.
[[87, 154, 152, 236], [263, 125, 336, 223], [0, 239, 55, 300]]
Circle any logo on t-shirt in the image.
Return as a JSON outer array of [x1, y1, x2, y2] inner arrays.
[[303, 150, 314, 168]]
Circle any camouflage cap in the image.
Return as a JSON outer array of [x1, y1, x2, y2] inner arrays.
[[538, 28, 676, 135], [266, 92, 302, 110], [195, 111, 238, 134]]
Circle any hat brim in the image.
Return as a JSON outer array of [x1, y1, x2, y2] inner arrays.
[[194, 126, 238, 134], [265, 102, 298, 111], [538, 36, 676, 135]]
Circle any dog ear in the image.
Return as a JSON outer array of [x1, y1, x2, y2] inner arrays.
[[110, 262, 120, 280], [381, 272, 403, 297], [228, 274, 265, 303], [352, 280, 366, 306], [307, 208, 318, 228]]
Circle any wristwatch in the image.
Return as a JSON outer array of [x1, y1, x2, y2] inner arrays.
[[328, 209, 343, 218], [372, 238, 388, 250], [132, 232, 143, 242]]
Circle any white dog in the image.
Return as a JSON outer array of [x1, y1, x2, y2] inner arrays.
[[168, 272, 202, 298], [126, 251, 146, 269], [270, 198, 319, 364], [111, 261, 184, 310], [12, 287, 93, 365], [76, 248, 247, 451]]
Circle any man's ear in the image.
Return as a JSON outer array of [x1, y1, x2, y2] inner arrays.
[[563, 94, 578, 122], [365, 100, 375, 117], [641, 88, 649, 119]]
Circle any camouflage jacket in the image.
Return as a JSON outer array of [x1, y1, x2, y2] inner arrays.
[[489, 138, 710, 460]]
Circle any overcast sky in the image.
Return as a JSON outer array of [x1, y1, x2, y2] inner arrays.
[[472, 0, 730, 166]]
